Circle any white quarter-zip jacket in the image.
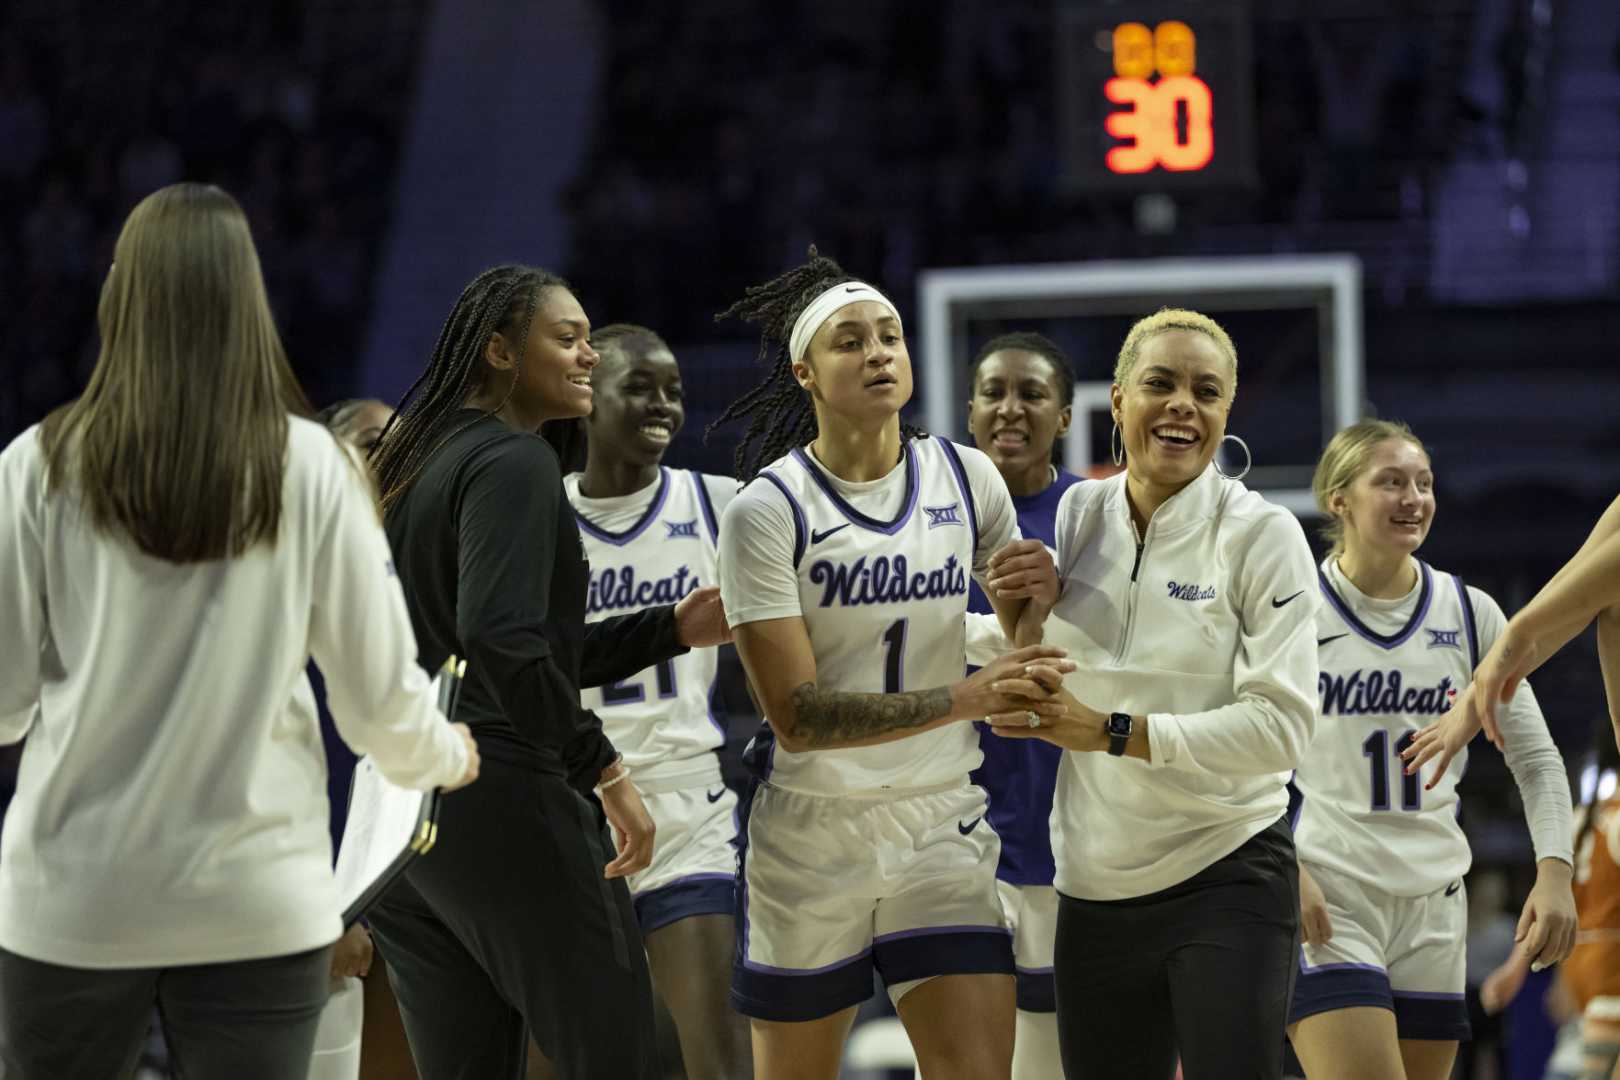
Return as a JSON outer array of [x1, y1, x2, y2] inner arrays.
[[0, 419, 469, 968], [1047, 465, 1319, 900]]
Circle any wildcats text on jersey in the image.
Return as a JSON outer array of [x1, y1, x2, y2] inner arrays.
[[1319, 669, 1458, 717], [587, 564, 701, 615], [808, 553, 968, 608]]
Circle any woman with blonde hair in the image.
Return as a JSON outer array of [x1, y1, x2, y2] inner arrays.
[[0, 183, 477, 1079], [988, 307, 1319, 1078], [1285, 419, 1573, 1080]]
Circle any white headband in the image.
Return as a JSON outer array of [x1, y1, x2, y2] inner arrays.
[[787, 282, 902, 363]]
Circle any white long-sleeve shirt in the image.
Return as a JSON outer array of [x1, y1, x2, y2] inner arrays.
[[0, 419, 468, 969], [1047, 465, 1320, 900]]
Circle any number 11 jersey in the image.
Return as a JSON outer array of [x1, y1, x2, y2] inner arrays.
[[1293, 557, 1482, 898], [718, 437, 1018, 797]]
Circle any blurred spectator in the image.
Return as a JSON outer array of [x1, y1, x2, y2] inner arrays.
[[0, 2, 426, 449]]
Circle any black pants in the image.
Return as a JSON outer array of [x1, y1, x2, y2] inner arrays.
[[1055, 816, 1300, 1080], [0, 943, 332, 1079], [367, 758, 658, 1080]]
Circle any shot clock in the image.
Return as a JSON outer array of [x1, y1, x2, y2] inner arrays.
[[1059, 1, 1256, 190]]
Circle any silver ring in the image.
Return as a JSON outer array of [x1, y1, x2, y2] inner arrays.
[[1026, 711, 1041, 728]]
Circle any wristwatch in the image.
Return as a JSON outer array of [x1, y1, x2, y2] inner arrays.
[[1106, 712, 1133, 757]]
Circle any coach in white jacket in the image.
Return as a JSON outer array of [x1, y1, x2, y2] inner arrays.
[[0, 184, 477, 1080], [988, 309, 1318, 1080]]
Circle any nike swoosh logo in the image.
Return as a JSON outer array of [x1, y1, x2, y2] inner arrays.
[[1445, 881, 1461, 897], [811, 523, 851, 544], [844, 285, 863, 293], [1317, 634, 1349, 647], [957, 816, 982, 836], [706, 787, 726, 804], [1272, 590, 1305, 608]]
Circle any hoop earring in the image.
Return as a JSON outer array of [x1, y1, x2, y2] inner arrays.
[[1110, 423, 1124, 468], [1214, 434, 1252, 481]]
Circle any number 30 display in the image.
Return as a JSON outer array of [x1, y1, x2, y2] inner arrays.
[[1104, 21, 1215, 175]]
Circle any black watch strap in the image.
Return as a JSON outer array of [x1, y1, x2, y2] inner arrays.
[[1107, 712, 1133, 757]]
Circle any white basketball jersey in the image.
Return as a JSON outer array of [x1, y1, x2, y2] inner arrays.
[[746, 438, 996, 796], [1293, 558, 1481, 897], [565, 468, 726, 785]]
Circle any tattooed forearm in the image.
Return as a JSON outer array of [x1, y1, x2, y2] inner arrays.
[[788, 682, 953, 748]]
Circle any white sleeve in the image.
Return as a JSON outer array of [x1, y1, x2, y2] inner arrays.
[[308, 444, 469, 791], [701, 472, 740, 517], [1146, 509, 1320, 776], [0, 430, 45, 744], [955, 443, 1021, 578], [964, 612, 1014, 667], [1471, 586, 1575, 867], [718, 478, 803, 628]]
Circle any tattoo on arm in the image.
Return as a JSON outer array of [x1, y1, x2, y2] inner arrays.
[[788, 682, 953, 747]]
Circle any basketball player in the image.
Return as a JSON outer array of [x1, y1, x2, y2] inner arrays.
[[563, 324, 751, 1078], [709, 248, 1070, 1079], [1287, 420, 1576, 1080], [960, 332, 1081, 1080]]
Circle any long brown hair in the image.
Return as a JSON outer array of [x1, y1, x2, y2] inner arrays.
[[39, 183, 312, 562]]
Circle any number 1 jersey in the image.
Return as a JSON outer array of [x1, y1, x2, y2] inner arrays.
[[718, 437, 1018, 797]]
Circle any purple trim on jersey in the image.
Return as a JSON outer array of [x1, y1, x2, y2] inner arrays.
[[1289, 963, 1392, 1025], [870, 925, 1015, 987], [1015, 964, 1056, 975], [705, 678, 725, 736], [691, 470, 721, 544], [758, 472, 807, 567], [573, 468, 671, 546], [789, 441, 920, 535], [1453, 574, 1480, 670], [741, 948, 873, 977], [1391, 993, 1471, 1040], [966, 469, 1082, 886], [1391, 989, 1466, 1001], [1300, 957, 1386, 974], [632, 873, 736, 935], [935, 440, 980, 553], [1016, 968, 1057, 1012], [1317, 560, 1434, 650], [872, 923, 1012, 945]]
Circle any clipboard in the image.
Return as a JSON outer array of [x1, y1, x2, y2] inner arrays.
[[333, 657, 465, 927]]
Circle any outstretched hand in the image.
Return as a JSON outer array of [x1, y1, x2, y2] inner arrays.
[[1400, 687, 1481, 790]]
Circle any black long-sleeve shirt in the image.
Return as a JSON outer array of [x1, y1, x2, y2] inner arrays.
[[385, 410, 687, 790]]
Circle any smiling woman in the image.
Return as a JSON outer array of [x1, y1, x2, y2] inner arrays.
[[360, 266, 731, 1080], [707, 248, 1071, 1080], [987, 306, 1319, 1080], [1287, 420, 1574, 1080], [562, 323, 752, 1079]]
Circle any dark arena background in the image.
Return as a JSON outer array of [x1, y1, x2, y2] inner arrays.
[[1, 1, 1618, 1077]]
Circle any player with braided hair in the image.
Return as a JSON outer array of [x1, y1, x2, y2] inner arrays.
[[363, 266, 731, 1079], [711, 248, 1071, 1078], [563, 322, 752, 1078]]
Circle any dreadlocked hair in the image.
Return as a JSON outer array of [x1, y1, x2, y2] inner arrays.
[[706, 246, 923, 481], [371, 265, 569, 511]]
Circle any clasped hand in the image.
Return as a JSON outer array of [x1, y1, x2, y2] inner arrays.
[[980, 661, 1110, 753]]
